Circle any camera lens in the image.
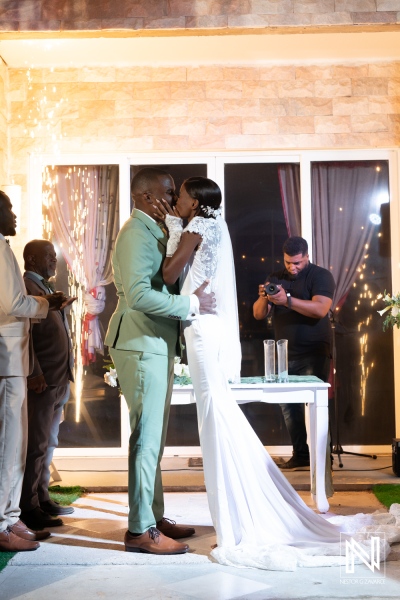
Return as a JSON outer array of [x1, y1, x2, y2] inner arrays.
[[264, 283, 279, 296]]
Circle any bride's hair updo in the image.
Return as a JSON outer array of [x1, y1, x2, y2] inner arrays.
[[182, 176, 222, 219]]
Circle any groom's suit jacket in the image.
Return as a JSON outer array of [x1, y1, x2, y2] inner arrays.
[[0, 236, 49, 377], [105, 209, 190, 358], [23, 273, 74, 386]]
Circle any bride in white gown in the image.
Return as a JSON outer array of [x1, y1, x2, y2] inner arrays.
[[155, 176, 400, 571]]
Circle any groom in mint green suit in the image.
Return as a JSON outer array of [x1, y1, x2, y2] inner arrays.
[[106, 168, 214, 555]]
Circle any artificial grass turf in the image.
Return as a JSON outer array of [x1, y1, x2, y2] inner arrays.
[[373, 484, 400, 508], [1, 486, 83, 572]]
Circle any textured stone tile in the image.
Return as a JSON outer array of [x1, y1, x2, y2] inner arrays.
[[377, 0, 400, 11], [19, 20, 61, 31], [186, 15, 228, 27], [61, 19, 102, 30], [388, 77, 400, 95], [315, 115, 351, 133], [370, 130, 400, 146], [295, 66, 332, 80], [150, 67, 187, 82], [40, 69, 80, 83], [171, 82, 206, 99], [259, 66, 295, 81], [187, 99, 225, 117], [294, 1, 334, 14], [133, 82, 171, 100], [336, 0, 376, 11], [78, 101, 115, 118], [206, 116, 242, 135], [224, 99, 260, 116], [260, 98, 294, 116], [83, 0, 167, 20], [332, 96, 369, 115], [168, 117, 206, 136], [278, 80, 314, 98], [369, 95, 400, 113], [315, 78, 352, 97], [333, 132, 372, 147], [170, 0, 251, 17], [332, 65, 369, 78], [252, 0, 295, 14], [153, 135, 189, 150], [187, 67, 224, 81], [222, 67, 260, 81], [131, 118, 169, 136], [0, 2, 41, 20], [99, 18, 144, 30], [242, 81, 278, 98], [114, 136, 154, 151], [312, 11, 352, 24], [227, 14, 270, 26], [242, 117, 278, 134], [115, 67, 152, 82], [290, 97, 333, 115], [352, 77, 389, 95], [368, 62, 400, 77], [351, 114, 388, 132], [0, 20, 18, 30], [61, 119, 100, 137], [78, 67, 116, 82], [279, 116, 314, 134], [143, 17, 186, 29], [388, 113, 400, 132], [206, 81, 242, 99], [352, 11, 397, 23], [268, 13, 313, 25], [114, 100, 152, 117], [152, 100, 189, 117], [225, 134, 263, 149], [42, 0, 85, 21], [187, 134, 226, 149]]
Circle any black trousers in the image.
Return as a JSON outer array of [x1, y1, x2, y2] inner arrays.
[[20, 384, 69, 512], [280, 355, 331, 459]]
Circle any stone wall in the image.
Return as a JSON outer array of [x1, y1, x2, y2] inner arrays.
[[0, 62, 8, 185], [0, 0, 399, 33]]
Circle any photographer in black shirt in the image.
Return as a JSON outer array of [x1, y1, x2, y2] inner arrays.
[[253, 236, 335, 470]]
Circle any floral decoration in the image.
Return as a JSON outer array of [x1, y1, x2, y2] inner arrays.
[[103, 356, 192, 390], [377, 291, 400, 330]]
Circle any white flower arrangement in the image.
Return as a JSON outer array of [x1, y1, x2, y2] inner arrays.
[[104, 357, 192, 389], [377, 291, 400, 330]]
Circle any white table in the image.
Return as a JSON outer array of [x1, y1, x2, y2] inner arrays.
[[171, 377, 330, 513]]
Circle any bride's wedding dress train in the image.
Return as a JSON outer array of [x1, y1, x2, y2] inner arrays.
[[177, 215, 400, 571]]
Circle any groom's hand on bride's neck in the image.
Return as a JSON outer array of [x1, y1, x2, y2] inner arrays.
[[194, 280, 217, 315]]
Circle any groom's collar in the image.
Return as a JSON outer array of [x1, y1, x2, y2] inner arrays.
[[132, 208, 166, 244]]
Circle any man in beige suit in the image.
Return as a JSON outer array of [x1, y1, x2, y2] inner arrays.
[[0, 191, 66, 552]]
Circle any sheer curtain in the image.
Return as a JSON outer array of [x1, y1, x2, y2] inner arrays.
[[44, 165, 119, 364], [278, 164, 301, 237], [312, 162, 384, 311]]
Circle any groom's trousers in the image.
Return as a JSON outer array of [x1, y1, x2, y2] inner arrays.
[[110, 348, 174, 534]]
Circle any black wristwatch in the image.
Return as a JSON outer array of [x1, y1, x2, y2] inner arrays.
[[286, 292, 292, 310]]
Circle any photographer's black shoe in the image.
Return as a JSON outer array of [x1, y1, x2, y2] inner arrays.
[[280, 456, 310, 470]]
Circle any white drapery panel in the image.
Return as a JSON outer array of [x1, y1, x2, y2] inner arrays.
[[278, 164, 301, 238], [311, 161, 386, 312], [44, 165, 119, 365]]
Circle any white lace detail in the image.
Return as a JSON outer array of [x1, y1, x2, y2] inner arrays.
[[184, 217, 221, 281], [165, 215, 183, 257]]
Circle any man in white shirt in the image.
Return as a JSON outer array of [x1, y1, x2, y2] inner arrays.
[[0, 191, 66, 552]]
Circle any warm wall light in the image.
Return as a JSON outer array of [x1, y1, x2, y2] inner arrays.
[[1, 184, 22, 232]]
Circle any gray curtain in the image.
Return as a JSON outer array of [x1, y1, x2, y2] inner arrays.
[[278, 164, 301, 237], [312, 162, 384, 311]]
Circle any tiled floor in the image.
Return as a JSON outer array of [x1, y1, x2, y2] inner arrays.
[[1, 456, 400, 599], [1, 488, 400, 600]]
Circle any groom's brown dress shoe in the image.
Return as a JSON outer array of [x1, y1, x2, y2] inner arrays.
[[124, 528, 189, 554], [9, 519, 50, 541], [156, 517, 195, 539], [0, 529, 39, 552]]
